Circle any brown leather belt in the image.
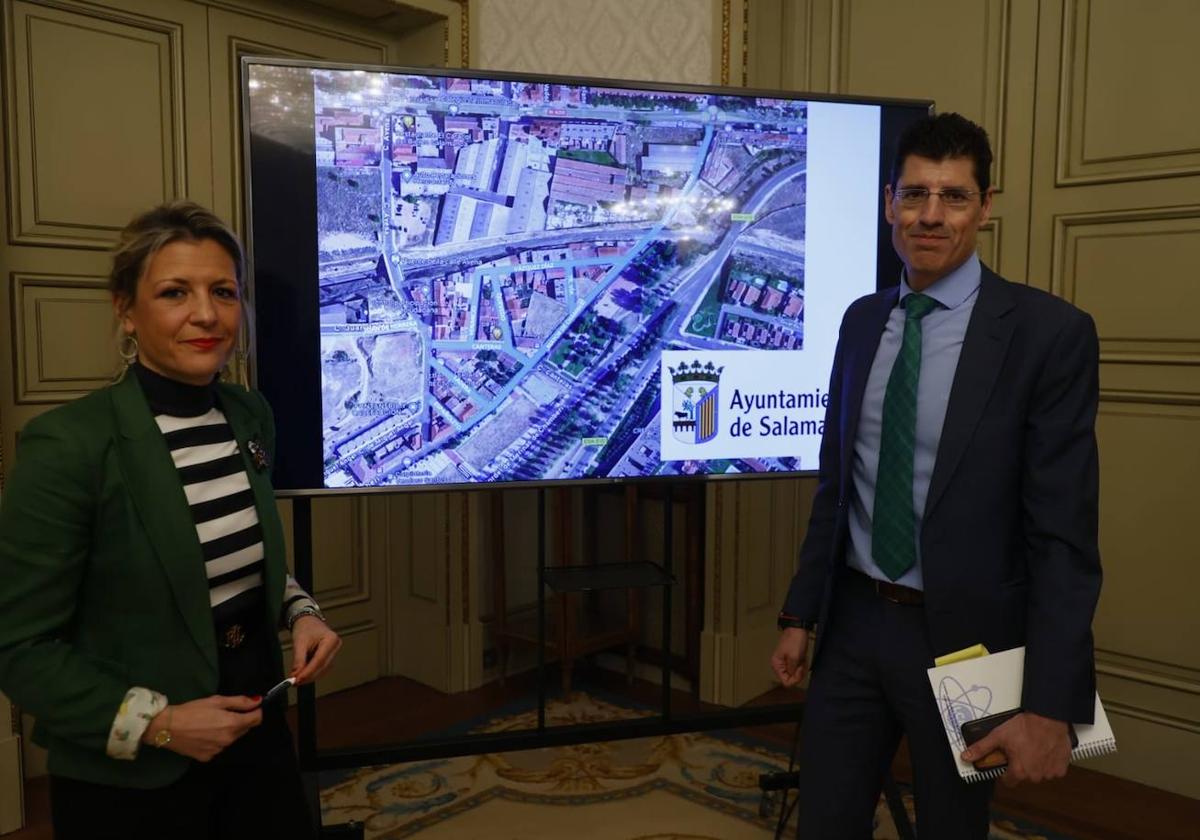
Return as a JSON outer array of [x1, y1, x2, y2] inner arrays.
[[850, 568, 924, 606]]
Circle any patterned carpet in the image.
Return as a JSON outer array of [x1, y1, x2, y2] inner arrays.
[[319, 692, 1073, 839]]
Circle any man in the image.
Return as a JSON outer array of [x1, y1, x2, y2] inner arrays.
[[769, 113, 1101, 839]]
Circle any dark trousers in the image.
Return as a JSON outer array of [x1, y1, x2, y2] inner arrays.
[[52, 624, 314, 840], [795, 569, 993, 839], [51, 706, 314, 840]]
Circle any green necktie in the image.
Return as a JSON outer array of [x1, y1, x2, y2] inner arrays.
[[872, 292, 941, 581]]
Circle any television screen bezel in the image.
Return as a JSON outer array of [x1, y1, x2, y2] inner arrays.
[[240, 56, 933, 497]]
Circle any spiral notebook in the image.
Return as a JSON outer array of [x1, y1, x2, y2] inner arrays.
[[926, 645, 1117, 783]]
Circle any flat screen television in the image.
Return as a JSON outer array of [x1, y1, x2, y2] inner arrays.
[[242, 58, 930, 493]]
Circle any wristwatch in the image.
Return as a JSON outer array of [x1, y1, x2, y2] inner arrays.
[[287, 604, 326, 632], [777, 613, 816, 632], [152, 707, 173, 748]]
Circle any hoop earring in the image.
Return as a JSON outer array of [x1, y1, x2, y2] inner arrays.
[[220, 346, 249, 386], [119, 333, 139, 366]]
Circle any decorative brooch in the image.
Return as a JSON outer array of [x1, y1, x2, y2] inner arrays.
[[247, 437, 270, 472]]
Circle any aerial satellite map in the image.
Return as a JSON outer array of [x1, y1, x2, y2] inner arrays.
[[304, 69, 808, 488]]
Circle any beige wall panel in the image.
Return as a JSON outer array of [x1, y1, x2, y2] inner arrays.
[[1096, 650, 1199, 732], [474, 0, 713, 84], [835, 0, 1008, 186], [392, 18, 448, 68], [284, 620, 380, 698], [702, 477, 809, 705], [358, 0, 465, 67], [205, 6, 389, 232], [408, 492, 445, 603], [277, 495, 385, 692], [1087, 702, 1200, 800], [5, 0, 194, 248], [1093, 406, 1200, 671], [12, 273, 116, 402], [1056, 210, 1200, 342], [1053, 208, 1200, 400], [829, 0, 1040, 285], [385, 491, 474, 690], [976, 218, 999, 272], [310, 496, 370, 606], [1099, 361, 1200, 406], [497, 488, 540, 612], [1058, 0, 1200, 185]]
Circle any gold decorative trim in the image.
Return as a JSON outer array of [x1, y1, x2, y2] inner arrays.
[[461, 492, 470, 624], [444, 493, 452, 625], [712, 485, 723, 633], [730, 485, 741, 634], [721, 0, 730, 86], [461, 0, 470, 68], [741, 0, 749, 87]]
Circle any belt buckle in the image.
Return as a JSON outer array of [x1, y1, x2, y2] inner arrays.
[[221, 623, 245, 649], [874, 580, 901, 604]]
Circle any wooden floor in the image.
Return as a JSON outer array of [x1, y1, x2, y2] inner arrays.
[[9, 667, 1199, 839]]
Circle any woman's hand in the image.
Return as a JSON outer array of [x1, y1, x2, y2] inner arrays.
[[142, 695, 262, 762], [289, 615, 341, 685]]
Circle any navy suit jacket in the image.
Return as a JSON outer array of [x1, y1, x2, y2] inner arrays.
[[783, 266, 1101, 724]]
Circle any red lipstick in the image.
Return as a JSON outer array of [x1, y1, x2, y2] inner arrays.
[[185, 338, 221, 350]]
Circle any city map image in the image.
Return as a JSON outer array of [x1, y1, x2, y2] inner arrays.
[[310, 70, 808, 488]]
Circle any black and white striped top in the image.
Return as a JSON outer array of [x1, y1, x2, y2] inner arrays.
[[155, 407, 265, 625], [132, 364, 315, 630]]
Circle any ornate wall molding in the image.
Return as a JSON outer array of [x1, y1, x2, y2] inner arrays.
[[1051, 205, 1200, 392], [5, 0, 187, 248], [1056, 0, 1200, 186], [11, 272, 115, 402]]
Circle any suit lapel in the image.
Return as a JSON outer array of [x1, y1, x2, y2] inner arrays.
[[110, 375, 218, 675], [923, 269, 1016, 520], [217, 386, 285, 626], [839, 289, 898, 498]]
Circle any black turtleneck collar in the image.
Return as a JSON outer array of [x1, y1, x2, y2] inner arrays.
[[131, 362, 217, 417]]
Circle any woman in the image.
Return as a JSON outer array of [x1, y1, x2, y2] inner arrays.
[[0, 201, 341, 838]]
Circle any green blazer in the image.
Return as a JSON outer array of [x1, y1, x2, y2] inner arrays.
[[0, 373, 288, 788]]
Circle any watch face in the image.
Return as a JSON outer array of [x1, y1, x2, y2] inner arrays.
[[154, 729, 171, 747]]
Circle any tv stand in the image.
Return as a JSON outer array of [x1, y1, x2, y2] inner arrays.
[[492, 484, 675, 712]]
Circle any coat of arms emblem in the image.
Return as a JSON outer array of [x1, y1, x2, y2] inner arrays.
[[669, 360, 723, 445]]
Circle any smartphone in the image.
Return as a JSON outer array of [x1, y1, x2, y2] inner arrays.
[[263, 676, 296, 705], [960, 708, 1078, 771]]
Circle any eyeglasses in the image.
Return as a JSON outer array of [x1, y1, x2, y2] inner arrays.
[[892, 187, 982, 210]]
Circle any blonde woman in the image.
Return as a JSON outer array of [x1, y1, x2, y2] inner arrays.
[[0, 201, 340, 838]]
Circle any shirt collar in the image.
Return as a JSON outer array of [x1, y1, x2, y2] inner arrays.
[[898, 252, 981, 311]]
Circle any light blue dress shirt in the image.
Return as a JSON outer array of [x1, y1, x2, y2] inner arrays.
[[845, 253, 982, 590]]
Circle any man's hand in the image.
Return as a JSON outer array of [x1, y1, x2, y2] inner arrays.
[[961, 710, 1072, 786], [770, 627, 810, 688], [290, 614, 342, 685], [142, 695, 262, 762]]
